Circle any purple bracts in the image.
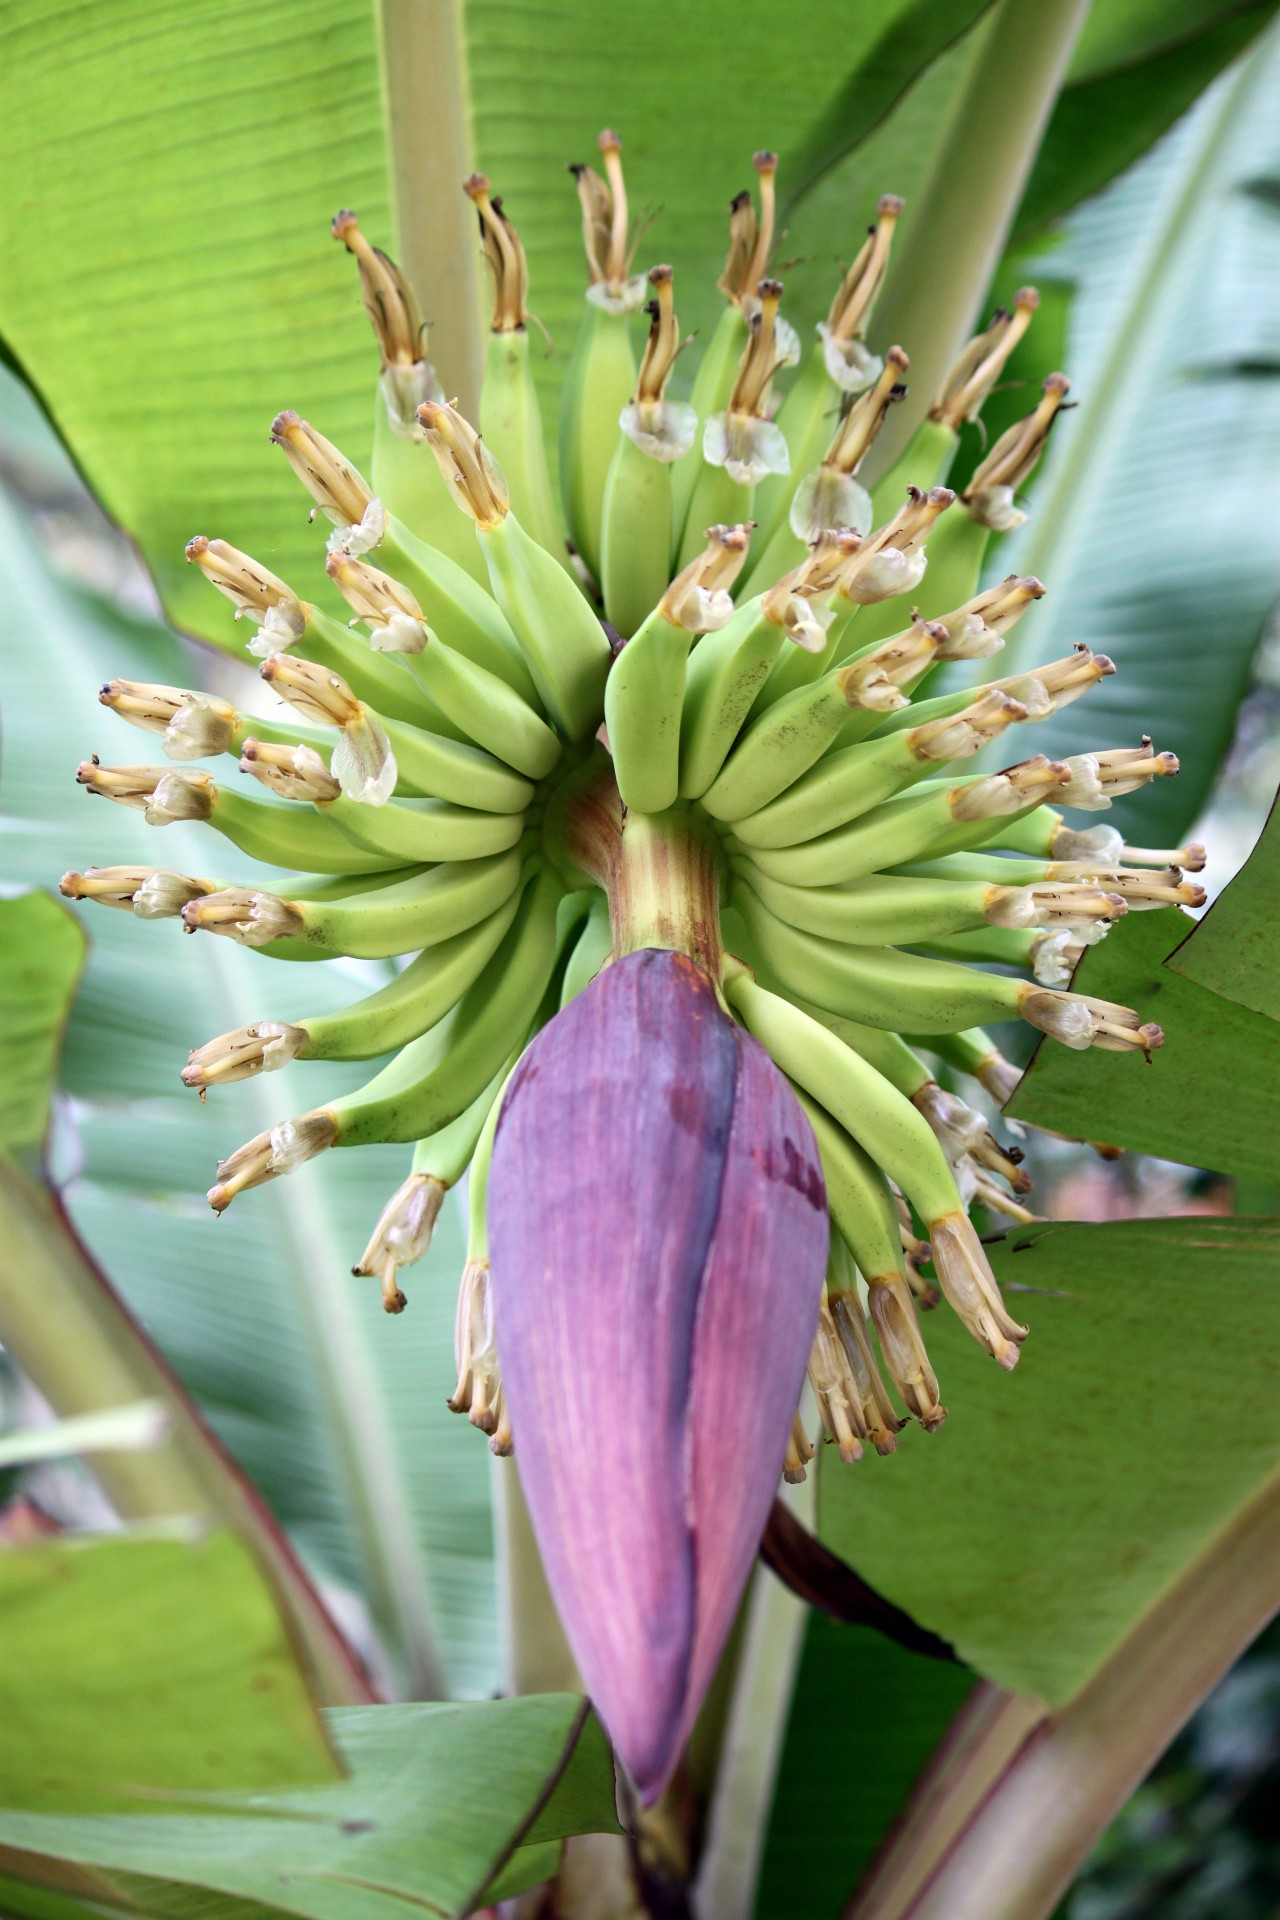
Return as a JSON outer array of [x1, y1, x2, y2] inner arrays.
[[488, 948, 828, 1801]]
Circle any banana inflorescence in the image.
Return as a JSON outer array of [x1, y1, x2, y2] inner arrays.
[[64, 133, 1192, 1660]]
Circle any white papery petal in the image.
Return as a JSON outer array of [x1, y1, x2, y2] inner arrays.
[[370, 610, 428, 654], [331, 714, 398, 807], [703, 412, 790, 486], [620, 400, 699, 463], [1058, 755, 1108, 810], [816, 324, 882, 395], [327, 497, 387, 557], [586, 276, 649, 315], [788, 466, 873, 541]]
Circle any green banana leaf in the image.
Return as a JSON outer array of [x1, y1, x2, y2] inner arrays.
[[0, 894, 85, 1161], [1166, 796, 1280, 1019], [0, 1697, 617, 1920], [1007, 906, 1280, 1178], [0, 0, 1267, 655], [0, 1530, 340, 1809], [985, 23, 1280, 842], [818, 1216, 1280, 1701], [0, 401, 490, 1702]]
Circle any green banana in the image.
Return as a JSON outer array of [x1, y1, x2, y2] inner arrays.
[[600, 430, 674, 639], [207, 786, 405, 874], [330, 868, 563, 1147], [481, 328, 571, 571], [376, 715, 533, 815], [378, 513, 541, 708], [732, 881, 1026, 1032], [734, 759, 1068, 886], [295, 883, 531, 1061], [725, 969, 961, 1227], [271, 849, 528, 958], [726, 687, 1025, 848], [909, 927, 1038, 969], [560, 303, 637, 580], [606, 524, 752, 813], [323, 792, 529, 866], [412, 1058, 514, 1186], [406, 635, 562, 781], [604, 609, 691, 814], [676, 597, 784, 799], [560, 891, 613, 1006], [731, 863, 1015, 947], [701, 654, 898, 824], [477, 511, 612, 741], [793, 1089, 910, 1283]]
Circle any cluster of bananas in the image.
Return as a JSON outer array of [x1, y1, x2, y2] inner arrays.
[[63, 134, 1204, 1464]]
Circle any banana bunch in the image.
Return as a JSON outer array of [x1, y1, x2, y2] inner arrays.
[[61, 130, 1206, 1798]]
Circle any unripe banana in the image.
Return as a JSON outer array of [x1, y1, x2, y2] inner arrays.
[[733, 881, 1026, 1032], [379, 513, 542, 708], [736, 759, 1070, 886], [478, 512, 612, 742], [606, 524, 752, 813], [728, 689, 1027, 847], [676, 598, 784, 799], [407, 635, 562, 781], [324, 792, 528, 865], [600, 430, 674, 640], [295, 605, 448, 732], [481, 329, 571, 571], [331, 868, 563, 1147], [207, 786, 406, 875], [561, 305, 637, 580], [731, 862, 1014, 947], [229, 850, 528, 959], [293, 884, 531, 1061], [560, 892, 613, 1007]]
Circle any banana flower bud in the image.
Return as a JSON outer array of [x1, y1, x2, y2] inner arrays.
[[837, 486, 954, 605], [354, 1173, 447, 1315], [659, 523, 752, 632], [465, 173, 530, 333], [238, 739, 341, 804], [933, 574, 1045, 661], [208, 1109, 338, 1213], [181, 888, 304, 947], [1057, 741, 1179, 809], [717, 150, 778, 308], [183, 1021, 307, 1091], [418, 398, 510, 529], [98, 680, 237, 761], [705, 278, 793, 484], [488, 949, 828, 1803]]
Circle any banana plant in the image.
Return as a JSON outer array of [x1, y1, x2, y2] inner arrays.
[[2, 2, 1280, 1917]]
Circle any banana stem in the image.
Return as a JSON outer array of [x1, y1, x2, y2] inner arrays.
[[609, 808, 725, 981]]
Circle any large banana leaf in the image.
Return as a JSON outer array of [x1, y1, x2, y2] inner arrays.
[[0, 893, 85, 1161], [1167, 795, 1280, 1018], [1008, 905, 1280, 1176], [0, 0, 1269, 654], [985, 22, 1280, 842], [818, 1217, 1280, 1701], [0, 1697, 617, 1920], [0, 412, 492, 1701], [0, 1530, 339, 1808]]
